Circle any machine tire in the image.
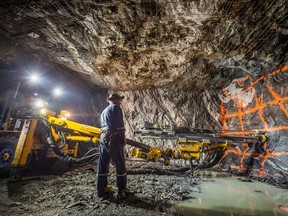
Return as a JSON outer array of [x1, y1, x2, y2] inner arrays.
[[0, 136, 18, 177]]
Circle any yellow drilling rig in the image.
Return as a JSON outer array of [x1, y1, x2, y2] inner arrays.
[[0, 99, 267, 180]]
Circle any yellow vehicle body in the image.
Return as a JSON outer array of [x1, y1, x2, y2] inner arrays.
[[1, 109, 103, 180], [129, 139, 235, 165]]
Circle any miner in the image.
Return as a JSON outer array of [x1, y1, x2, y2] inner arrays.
[[97, 92, 131, 198]]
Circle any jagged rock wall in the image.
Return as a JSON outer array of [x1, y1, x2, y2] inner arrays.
[[122, 65, 288, 184], [219, 65, 288, 183], [0, 0, 287, 182], [122, 56, 221, 138], [122, 88, 220, 148]]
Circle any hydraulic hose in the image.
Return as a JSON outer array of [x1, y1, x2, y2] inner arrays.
[[127, 166, 191, 176], [39, 117, 98, 166], [47, 136, 99, 166]]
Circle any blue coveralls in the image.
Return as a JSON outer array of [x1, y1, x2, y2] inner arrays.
[[97, 103, 127, 191]]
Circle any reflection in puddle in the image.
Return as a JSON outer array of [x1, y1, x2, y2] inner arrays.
[[175, 175, 288, 216]]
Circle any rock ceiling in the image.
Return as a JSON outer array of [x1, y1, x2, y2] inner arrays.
[[0, 0, 287, 91]]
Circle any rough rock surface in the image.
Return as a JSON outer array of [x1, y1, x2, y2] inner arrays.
[[0, 163, 200, 216], [0, 0, 287, 182], [0, 0, 287, 90], [121, 65, 288, 183]]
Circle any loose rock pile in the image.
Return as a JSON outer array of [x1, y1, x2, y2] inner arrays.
[[0, 166, 200, 216]]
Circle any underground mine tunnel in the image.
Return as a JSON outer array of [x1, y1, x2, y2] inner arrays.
[[0, 0, 288, 215]]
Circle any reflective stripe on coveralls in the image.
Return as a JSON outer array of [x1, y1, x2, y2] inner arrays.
[[97, 173, 109, 176]]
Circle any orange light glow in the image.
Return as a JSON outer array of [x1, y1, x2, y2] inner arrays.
[[220, 65, 288, 176]]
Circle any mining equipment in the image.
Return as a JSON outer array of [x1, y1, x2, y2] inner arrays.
[[0, 99, 267, 180]]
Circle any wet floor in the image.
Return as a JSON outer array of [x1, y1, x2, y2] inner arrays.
[[175, 173, 288, 216], [1, 168, 288, 216]]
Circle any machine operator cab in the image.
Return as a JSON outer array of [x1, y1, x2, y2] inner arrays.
[[2, 94, 48, 131]]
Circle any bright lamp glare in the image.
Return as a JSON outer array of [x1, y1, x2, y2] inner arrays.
[[35, 100, 45, 108], [31, 74, 39, 82], [40, 108, 47, 115], [53, 88, 62, 96]]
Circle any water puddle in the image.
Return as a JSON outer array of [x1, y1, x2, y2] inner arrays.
[[175, 174, 288, 216]]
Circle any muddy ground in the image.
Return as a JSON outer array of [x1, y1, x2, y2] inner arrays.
[[0, 161, 202, 216]]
